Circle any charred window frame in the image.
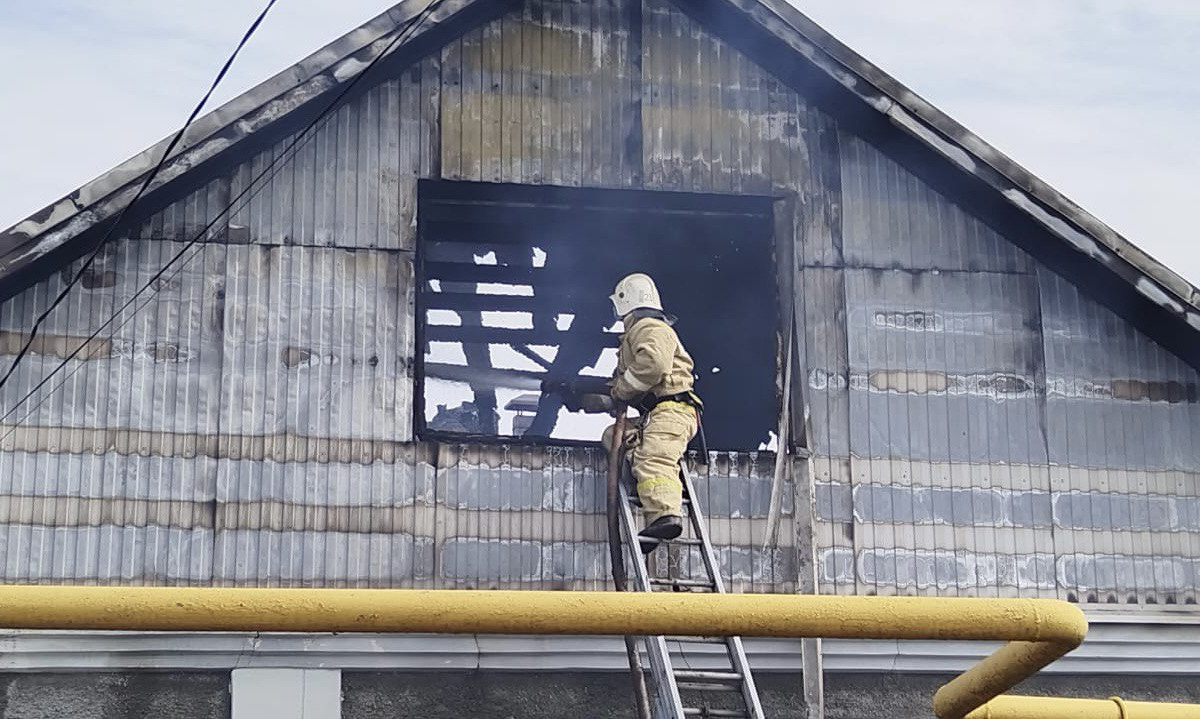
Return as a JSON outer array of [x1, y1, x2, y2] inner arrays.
[[772, 194, 810, 457], [415, 180, 782, 451]]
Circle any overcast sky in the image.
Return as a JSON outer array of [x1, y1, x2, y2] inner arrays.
[[1, 1, 1196, 282]]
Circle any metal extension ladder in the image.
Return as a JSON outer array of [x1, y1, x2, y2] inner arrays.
[[615, 461, 766, 719]]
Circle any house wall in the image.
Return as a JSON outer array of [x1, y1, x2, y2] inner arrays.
[[809, 133, 1200, 603], [0, 669, 1196, 719], [0, 618, 1196, 718], [0, 0, 1197, 606]]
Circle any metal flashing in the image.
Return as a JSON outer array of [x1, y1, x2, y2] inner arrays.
[[0, 613, 1192, 675]]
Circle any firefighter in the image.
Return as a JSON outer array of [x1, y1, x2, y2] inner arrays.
[[603, 273, 702, 544]]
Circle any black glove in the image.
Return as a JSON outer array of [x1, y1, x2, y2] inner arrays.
[[540, 378, 568, 395], [541, 378, 581, 411], [571, 377, 611, 396], [579, 393, 615, 414]]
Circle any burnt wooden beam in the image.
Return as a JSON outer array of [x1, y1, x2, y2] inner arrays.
[[419, 178, 774, 211], [420, 201, 769, 227], [423, 261, 542, 284], [425, 325, 613, 346], [511, 344, 554, 370], [422, 292, 563, 313]]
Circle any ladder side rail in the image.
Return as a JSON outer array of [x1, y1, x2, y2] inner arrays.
[[618, 482, 654, 594], [678, 464, 725, 593], [607, 411, 654, 719], [618, 479, 686, 718], [679, 464, 767, 719]]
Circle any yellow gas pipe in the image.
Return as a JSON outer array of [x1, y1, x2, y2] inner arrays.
[[0, 586, 1084, 718], [0, 587, 1194, 718], [967, 694, 1200, 718]]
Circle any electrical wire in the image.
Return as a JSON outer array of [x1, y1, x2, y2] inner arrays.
[[0, 0, 280, 392], [0, 0, 447, 438]]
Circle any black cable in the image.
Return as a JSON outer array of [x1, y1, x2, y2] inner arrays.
[[0, 0, 447, 435], [0, 0, 280, 392]]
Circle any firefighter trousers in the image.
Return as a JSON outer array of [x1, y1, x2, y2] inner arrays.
[[603, 401, 698, 523]]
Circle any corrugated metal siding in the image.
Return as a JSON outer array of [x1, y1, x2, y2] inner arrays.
[[440, 0, 639, 188], [0, 236, 788, 589], [1040, 268, 1200, 604], [0, 241, 224, 437], [807, 130, 1048, 599], [640, 0, 812, 195], [0, 452, 213, 584], [833, 267, 1053, 599], [1040, 269, 1200, 472], [844, 268, 1046, 465], [0, 240, 223, 584], [1, 0, 1198, 608], [217, 244, 414, 444], [438, 0, 820, 195], [431, 446, 792, 592], [809, 127, 1200, 605], [213, 449, 436, 587], [135, 56, 442, 250], [0, 237, 419, 585], [0, 241, 417, 450], [839, 134, 1033, 273]]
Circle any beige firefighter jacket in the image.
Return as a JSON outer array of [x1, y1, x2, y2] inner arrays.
[[611, 314, 695, 402]]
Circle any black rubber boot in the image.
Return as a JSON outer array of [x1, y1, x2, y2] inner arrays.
[[639, 515, 683, 541]]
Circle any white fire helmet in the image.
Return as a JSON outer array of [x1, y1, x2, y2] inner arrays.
[[609, 273, 663, 318]]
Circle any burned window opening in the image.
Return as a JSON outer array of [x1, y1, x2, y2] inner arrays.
[[416, 181, 779, 450]]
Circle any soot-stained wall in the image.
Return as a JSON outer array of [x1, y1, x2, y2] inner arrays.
[[0, 0, 1197, 606]]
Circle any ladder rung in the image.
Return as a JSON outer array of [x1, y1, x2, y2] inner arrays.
[[649, 577, 714, 588], [646, 539, 706, 553], [664, 635, 727, 644], [648, 576, 710, 588], [683, 709, 748, 718], [676, 681, 742, 693], [674, 670, 742, 683]]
